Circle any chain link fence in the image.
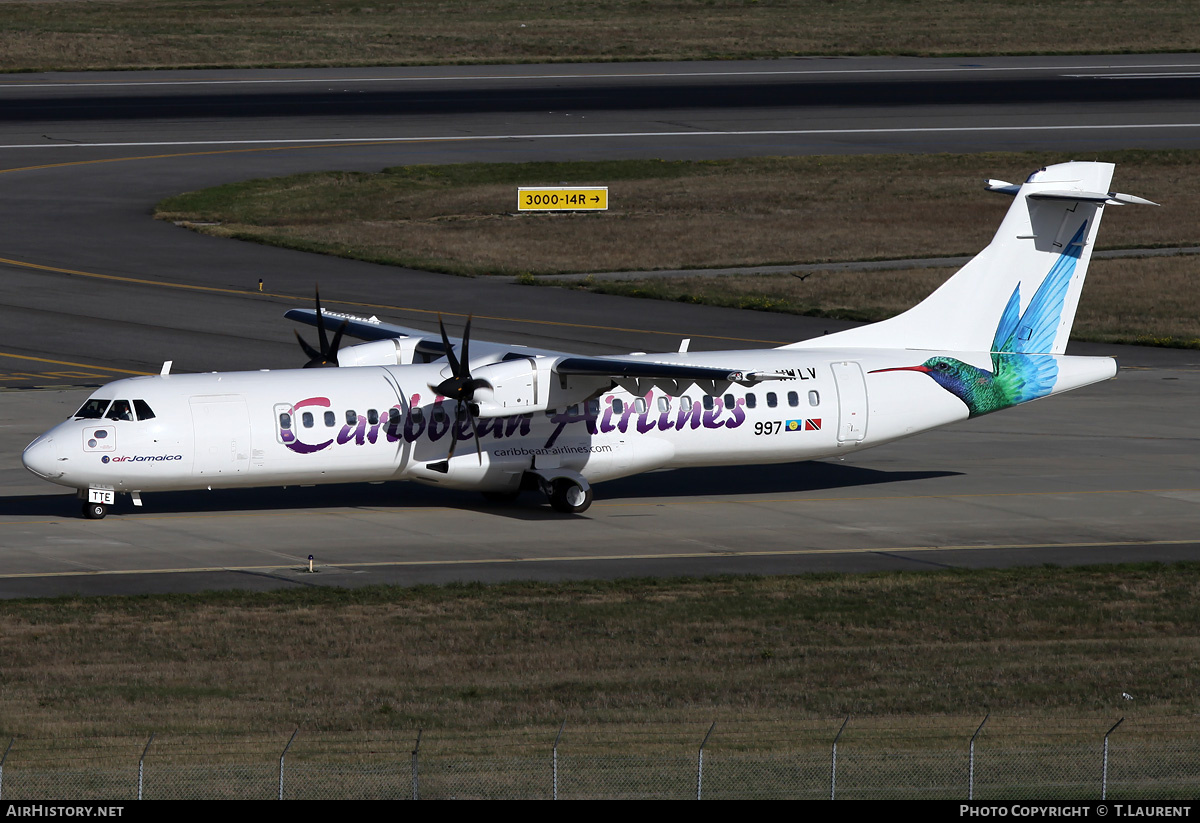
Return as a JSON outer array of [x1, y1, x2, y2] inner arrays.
[[1, 717, 1196, 800]]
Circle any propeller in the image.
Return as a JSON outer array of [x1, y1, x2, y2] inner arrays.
[[428, 315, 491, 469], [294, 287, 348, 368]]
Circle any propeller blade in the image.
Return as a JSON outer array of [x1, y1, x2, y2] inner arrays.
[[314, 287, 330, 354], [294, 330, 323, 364], [429, 315, 487, 466], [294, 286, 347, 367], [459, 315, 473, 379], [438, 314, 460, 376], [464, 404, 484, 464], [445, 404, 462, 462], [327, 319, 348, 365]]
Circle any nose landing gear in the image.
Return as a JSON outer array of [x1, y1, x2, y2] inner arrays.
[[83, 501, 107, 520]]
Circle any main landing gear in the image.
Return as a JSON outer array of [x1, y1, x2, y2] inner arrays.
[[480, 470, 595, 514], [546, 477, 593, 514]]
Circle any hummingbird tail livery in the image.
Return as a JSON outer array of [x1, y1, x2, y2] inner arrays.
[[22, 162, 1154, 518]]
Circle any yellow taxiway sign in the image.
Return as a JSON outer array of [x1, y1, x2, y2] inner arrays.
[[518, 186, 608, 211]]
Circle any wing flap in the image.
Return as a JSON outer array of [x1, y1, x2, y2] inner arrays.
[[554, 356, 746, 383]]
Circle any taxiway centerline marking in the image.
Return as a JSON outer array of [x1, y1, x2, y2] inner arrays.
[[0, 251, 788, 346], [0, 351, 151, 376]]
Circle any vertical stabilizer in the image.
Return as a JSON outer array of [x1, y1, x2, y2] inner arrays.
[[787, 162, 1128, 354]]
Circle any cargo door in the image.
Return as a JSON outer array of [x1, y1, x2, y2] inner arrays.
[[190, 395, 251, 477], [832, 362, 869, 443]]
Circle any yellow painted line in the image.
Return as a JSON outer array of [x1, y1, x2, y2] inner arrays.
[[0, 139, 454, 177], [0, 252, 785, 344], [0, 538, 1196, 581], [0, 351, 150, 376], [0, 144, 788, 346]]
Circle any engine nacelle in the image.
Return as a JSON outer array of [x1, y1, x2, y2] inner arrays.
[[471, 358, 542, 417], [338, 339, 404, 367], [470, 357, 614, 418]]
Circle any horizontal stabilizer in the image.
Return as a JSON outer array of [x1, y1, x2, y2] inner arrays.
[[1030, 190, 1159, 206]]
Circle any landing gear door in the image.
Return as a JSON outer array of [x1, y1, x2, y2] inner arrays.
[[832, 361, 869, 443]]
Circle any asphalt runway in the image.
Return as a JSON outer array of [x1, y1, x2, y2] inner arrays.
[[1, 55, 1198, 596]]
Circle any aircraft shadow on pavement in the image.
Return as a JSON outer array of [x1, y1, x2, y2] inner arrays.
[[3, 462, 957, 520]]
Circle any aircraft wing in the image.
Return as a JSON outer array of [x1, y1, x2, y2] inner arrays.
[[285, 308, 448, 354], [553, 356, 747, 383], [287, 306, 764, 385]]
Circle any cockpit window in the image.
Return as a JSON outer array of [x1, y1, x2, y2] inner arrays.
[[133, 399, 156, 421], [106, 400, 133, 421], [75, 399, 111, 419]]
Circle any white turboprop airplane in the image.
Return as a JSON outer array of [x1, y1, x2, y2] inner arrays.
[[22, 161, 1155, 519]]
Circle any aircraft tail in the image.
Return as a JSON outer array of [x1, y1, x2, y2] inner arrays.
[[785, 161, 1153, 354]]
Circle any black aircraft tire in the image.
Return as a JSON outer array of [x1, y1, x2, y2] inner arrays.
[[83, 502, 107, 520], [548, 479, 593, 514]]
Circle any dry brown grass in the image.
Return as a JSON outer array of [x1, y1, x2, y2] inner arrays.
[[3, 1, 1200, 72], [159, 151, 1200, 343], [2, 567, 1199, 739], [160, 152, 1200, 275], [590, 255, 1200, 345]]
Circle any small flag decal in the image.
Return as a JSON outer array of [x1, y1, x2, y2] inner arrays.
[[786, 420, 802, 431], [805, 419, 822, 431]]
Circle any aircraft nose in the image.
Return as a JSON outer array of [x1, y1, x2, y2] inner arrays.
[[22, 435, 65, 481]]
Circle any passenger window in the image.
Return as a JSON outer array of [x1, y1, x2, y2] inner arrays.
[[766, 392, 778, 408], [279, 412, 292, 430], [586, 399, 600, 416], [746, 393, 757, 409], [634, 398, 647, 414], [367, 409, 379, 426], [75, 399, 111, 419], [412, 406, 425, 423], [324, 411, 335, 427], [702, 396, 714, 411], [681, 395, 692, 409], [106, 400, 133, 421], [809, 391, 820, 406], [432, 405, 447, 423], [346, 410, 357, 426], [657, 397, 670, 413], [302, 412, 314, 428], [133, 400, 156, 421], [788, 391, 799, 407], [568, 404, 579, 416], [724, 394, 735, 408], [612, 398, 624, 414]]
